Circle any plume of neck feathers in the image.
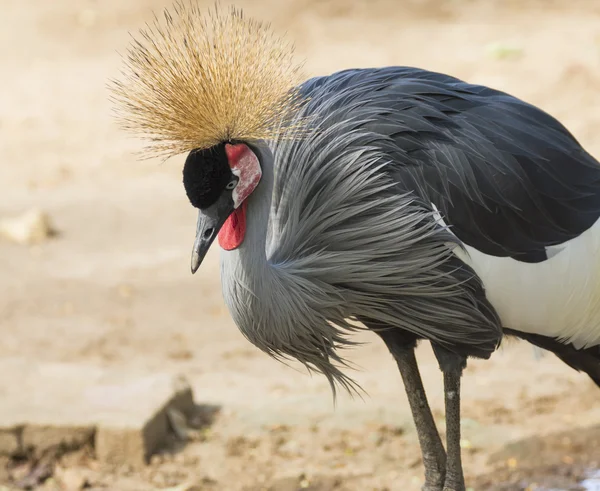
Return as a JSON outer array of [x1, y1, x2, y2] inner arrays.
[[109, 1, 308, 160]]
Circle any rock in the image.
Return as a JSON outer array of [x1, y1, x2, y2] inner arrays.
[[0, 208, 55, 245], [0, 358, 195, 468], [93, 373, 194, 468]]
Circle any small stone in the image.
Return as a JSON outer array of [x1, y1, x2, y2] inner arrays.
[[54, 465, 92, 490], [0, 208, 55, 245]]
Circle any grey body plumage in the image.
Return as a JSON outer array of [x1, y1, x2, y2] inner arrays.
[[223, 64, 600, 389], [221, 70, 505, 392]]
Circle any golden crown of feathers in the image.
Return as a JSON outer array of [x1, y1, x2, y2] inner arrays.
[[109, 1, 307, 159]]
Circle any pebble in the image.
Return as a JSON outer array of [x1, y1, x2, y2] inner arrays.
[[0, 208, 55, 245]]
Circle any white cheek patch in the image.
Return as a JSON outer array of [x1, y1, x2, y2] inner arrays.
[[231, 167, 242, 207], [227, 145, 262, 209]]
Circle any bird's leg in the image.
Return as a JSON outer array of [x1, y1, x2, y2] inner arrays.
[[394, 347, 447, 491], [365, 324, 447, 491], [433, 346, 467, 491], [442, 368, 465, 491]]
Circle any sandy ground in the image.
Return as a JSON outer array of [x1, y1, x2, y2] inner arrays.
[[2, 0, 600, 489]]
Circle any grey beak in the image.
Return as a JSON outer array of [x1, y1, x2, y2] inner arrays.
[[191, 211, 219, 274], [190, 195, 234, 274]]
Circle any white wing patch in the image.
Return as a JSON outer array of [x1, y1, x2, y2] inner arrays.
[[432, 203, 600, 349]]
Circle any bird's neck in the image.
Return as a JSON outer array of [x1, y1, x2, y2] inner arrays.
[[219, 145, 275, 327], [226, 145, 273, 262]]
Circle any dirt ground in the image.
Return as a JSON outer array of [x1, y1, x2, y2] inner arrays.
[[2, 0, 600, 490]]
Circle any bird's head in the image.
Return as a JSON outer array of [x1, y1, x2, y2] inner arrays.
[[109, 2, 307, 273], [183, 141, 262, 272]]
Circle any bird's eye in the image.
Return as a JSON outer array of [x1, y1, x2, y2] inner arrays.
[[225, 180, 237, 190]]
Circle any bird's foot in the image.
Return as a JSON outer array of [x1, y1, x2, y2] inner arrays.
[[422, 485, 443, 491], [420, 451, 446, 491], [421, 470, 445, 491], [442, 474, 466, 491]]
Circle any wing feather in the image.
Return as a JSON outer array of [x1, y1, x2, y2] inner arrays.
[[298, 66, 600, 263]]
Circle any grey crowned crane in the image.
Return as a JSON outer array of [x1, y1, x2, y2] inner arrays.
[[111, 4, 600, 490]]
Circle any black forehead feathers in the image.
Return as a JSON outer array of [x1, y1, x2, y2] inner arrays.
[[182, 143, 232, 209]]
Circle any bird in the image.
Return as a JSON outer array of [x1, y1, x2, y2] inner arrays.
[[110, 3, 600, 490]]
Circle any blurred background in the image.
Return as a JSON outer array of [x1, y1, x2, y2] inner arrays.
[[1, 1, 600, 490]]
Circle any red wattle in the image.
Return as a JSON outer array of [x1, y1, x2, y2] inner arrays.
[[218, 201, 247, 251]]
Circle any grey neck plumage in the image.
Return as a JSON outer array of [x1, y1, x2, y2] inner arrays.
[[220, 145, 274, 281], [218, 144, 358, 393], [219, 145, 279, 348]]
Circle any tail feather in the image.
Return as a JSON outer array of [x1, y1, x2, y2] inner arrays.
[[504, 328, 600, 387]]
